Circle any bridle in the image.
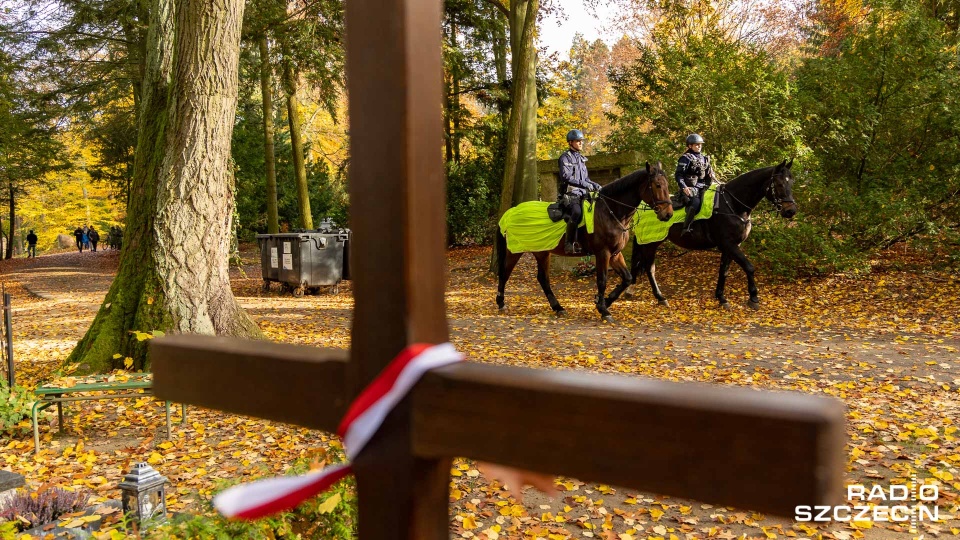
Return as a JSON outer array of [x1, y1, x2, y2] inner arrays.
[[716, 168, 795, 221], [596, 170, 672, 232], [765, 170, 795, 212]]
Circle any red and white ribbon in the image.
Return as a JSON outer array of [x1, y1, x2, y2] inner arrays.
[[213, 342, 463, 519]]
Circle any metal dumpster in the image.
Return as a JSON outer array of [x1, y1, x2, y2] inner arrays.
[[275, 231, 349, 296], [256, 234, 280, 291]]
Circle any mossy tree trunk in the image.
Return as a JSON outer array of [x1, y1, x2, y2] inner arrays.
[[67, 0, 262, 373]]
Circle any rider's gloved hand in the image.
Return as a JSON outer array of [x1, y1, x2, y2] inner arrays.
[[590, 181, 602, 191]]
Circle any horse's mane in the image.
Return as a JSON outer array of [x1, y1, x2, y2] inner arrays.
[[726, 165, 777, 188], [599, 166, 655, 198]]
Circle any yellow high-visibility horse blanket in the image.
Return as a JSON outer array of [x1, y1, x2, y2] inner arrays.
[[498, 199, 596, 253], [632, 184, 718, 244]]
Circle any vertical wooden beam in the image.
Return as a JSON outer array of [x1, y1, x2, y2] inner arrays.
[[344, 0, 449, 537]]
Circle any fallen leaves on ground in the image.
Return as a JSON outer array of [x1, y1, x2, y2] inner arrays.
[[0, 245, 958, 539]]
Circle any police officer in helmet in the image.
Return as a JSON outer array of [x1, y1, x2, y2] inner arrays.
[[675, 133, 716, 234], [558, 129, 602, 254]]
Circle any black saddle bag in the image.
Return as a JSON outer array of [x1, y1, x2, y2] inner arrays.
[[547, 203, 564, 222]]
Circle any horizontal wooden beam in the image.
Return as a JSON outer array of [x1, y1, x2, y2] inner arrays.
[[412, 363, 845, 517], [152, 335, 349, 432]]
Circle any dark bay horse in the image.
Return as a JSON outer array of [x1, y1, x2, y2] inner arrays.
[[496, 162, 674, 322], [625, 159, 797, 309]]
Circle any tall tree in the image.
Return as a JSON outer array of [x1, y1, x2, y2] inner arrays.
[[67, 0, 260, 372], [259, 36, 279, 233], [280, 37, 312, 230], [0, 31, 68, 259]]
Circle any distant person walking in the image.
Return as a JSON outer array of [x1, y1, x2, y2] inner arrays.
[[89, 227, 100, 252], [81, 225, 90, 251], [26, 230, 38, 258], [73, 227, 84, 252]]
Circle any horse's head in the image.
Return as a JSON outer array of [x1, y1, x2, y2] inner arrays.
[[767, 158, 797, 219], [644, 161, 674, 222]]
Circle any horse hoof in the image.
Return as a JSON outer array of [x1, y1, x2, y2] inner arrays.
[[657, 299, 669, 307], [747, 300, 760, 310], [601, 315, 615, 324], [555, 309, 566, 317], [720, 302, 732, 310]]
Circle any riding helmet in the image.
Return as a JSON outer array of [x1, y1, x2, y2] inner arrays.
[[685, 133, 705, 145], [566, 129, 585, 142]]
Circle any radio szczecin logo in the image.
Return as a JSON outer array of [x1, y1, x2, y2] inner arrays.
[[796, 484, 939, 523]]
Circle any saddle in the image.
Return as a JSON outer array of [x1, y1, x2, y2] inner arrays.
[[670, 193, 686, 210], [547, 193, 581, 223]]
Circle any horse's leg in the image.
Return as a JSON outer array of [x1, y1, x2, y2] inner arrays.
[[726, 244, 760, 309], [631, 242, 668, 306], [604, 253, 633, 307], [496, 252, 523, 311], [715, 252, 732, 309], [533, 252, 565, 315], [595, 251, 615, 323]]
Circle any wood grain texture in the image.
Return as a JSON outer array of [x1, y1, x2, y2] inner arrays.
[[412, 362, 846, 516], [151, 335, 348, 432]]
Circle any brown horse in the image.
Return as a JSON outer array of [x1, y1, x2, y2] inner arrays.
[[496, 162, 674, 322]]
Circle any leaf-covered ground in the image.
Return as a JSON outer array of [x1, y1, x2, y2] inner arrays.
[[0, 245, 958, 539]]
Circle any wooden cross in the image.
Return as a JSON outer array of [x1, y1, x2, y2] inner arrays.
[[152, 0, 845, 537]]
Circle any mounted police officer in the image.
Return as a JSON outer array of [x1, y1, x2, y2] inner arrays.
[[675, 133, 716, 234], [558, 129, 601, 254]]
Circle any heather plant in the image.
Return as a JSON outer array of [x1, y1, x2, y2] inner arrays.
[[0, 487, 91, 531]]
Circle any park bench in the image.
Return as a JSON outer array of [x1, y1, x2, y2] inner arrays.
[[31, 372, 186, 454]]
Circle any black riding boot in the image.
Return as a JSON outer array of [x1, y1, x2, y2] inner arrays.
[[564, 220, 581, 254], [681, 193, 702, 235], [681, 208, 697, 235]]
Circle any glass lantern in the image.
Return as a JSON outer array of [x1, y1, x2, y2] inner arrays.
[[119, 462, 168, 525]]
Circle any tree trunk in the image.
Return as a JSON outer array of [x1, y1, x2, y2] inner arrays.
[[491, 0, 538, 272], [67, 0, 261, 373], [282, 41, 313, 230], [451, 16, 461, 165], [509, 0, 539, 204], [260, 37, 279, 234], [5, 183, 14, 260]]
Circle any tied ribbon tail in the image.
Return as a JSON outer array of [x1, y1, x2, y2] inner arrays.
[[212, 343, 463, 519]]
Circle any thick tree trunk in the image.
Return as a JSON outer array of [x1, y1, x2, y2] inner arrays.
[[491, 0, 538, 272], [67, 0, 261, 373], [509, 0, 539, 204], [282, 42, 313, 230], [260, 37, 279, 234]]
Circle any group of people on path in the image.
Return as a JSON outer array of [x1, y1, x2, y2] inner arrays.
[[24, 225, 122, 257], [73, 225, 100, 253], [556, 130, 716, 254]]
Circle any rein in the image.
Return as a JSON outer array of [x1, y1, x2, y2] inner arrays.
[[714, 169, 793, 221], [595, 173, 671, 233]]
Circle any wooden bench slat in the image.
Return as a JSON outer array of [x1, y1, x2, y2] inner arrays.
[[35, 381, 153, 394]]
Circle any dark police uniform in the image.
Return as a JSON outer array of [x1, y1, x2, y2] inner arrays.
[[558, 149, 601, 252], [675, 150, 715, 233]]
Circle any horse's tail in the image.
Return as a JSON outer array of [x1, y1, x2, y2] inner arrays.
[[495, 226, 507, 278]]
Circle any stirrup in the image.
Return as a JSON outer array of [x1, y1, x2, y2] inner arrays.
[[564, 241, 581, 255]]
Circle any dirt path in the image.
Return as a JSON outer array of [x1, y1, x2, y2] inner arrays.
[[1, 246, 958, 539]]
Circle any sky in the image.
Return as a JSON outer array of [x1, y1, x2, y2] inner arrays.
[[538, 2, 621, 58]]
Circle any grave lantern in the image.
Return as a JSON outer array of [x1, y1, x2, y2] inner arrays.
[[119, 462, 168, 524]]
